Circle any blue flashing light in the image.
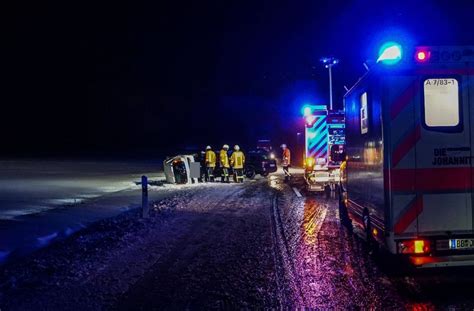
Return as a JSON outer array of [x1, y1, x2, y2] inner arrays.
[[377, 42, 402, 65], [302, 104, 328, 116], [302, 106, 312, 116]]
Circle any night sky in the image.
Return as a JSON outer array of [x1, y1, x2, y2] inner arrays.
[[3, 1, 474, 157]]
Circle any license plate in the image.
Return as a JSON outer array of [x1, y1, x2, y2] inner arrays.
[[449, 239, 474, 250], [269, 164, 275, 167]]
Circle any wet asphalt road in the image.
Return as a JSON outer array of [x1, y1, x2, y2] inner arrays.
[[117, 174, 474, 309], [2, 172, 474, 310]]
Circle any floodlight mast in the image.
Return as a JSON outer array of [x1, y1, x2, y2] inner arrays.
[[320, 57, 339, 111]]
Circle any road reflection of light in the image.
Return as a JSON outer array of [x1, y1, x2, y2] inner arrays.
[[269, 175, 280, 189], [407, 303, 436, 311], [302, 200, 327, 246]]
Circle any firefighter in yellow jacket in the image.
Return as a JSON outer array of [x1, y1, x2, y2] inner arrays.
[[220, 144, 230, 183], [230, 145, 245, 183], [205, 145, 216, 182]]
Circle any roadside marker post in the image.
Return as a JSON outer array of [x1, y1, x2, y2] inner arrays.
[[142, 175, 149, 218]]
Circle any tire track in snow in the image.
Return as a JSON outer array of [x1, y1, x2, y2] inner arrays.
[[270, 192, 310, 307]]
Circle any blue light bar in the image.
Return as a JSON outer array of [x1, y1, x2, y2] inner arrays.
[[301, 104, 327, 116]]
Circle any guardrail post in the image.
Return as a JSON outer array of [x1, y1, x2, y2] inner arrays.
[[142, 175, 149, 218]]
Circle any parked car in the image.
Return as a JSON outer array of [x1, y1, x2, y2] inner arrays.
[[244, 149, 277, 178]]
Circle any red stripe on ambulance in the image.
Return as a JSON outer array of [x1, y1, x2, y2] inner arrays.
[[388, 167, 472, 192], [390, 81, 420, 120], [394, 195, 423, 235], [391, 125, 421, 168]]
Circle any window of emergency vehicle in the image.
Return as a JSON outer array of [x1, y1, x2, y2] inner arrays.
[[423, 78, 461, 130], [360, 92, 368, 134]]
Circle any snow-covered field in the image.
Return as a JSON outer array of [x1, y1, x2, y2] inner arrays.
[[0, 159, 165, 262]]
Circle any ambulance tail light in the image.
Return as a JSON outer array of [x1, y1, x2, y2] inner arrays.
[[398, 239, 431, 255]]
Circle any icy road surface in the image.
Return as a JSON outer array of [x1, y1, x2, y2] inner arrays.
[[1, 173, 474, 309]]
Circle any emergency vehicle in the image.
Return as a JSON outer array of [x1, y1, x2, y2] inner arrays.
[[303, 106, 343, 191], [341, 43, 474, 267]]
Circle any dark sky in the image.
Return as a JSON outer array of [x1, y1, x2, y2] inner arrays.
[[3, 0, 474, 156]]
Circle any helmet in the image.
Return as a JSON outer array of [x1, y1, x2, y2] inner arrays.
[[206, 145, 212, 150], [281, 144, 287, 149], [234, 145, 240, 151], [223, 144, 229, 150]]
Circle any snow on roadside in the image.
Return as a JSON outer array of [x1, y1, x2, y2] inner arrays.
[[0, 188, 184, 307], [0, 181, 241, 310]]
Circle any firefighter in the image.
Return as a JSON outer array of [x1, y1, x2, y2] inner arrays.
[[281, 144, 292, 181], [205, 146, 216, 182], [220, 144, 230, 183], [230, 145, 245, 183]]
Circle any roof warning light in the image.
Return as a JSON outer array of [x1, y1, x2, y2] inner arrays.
[[377, 42, 403, 65]]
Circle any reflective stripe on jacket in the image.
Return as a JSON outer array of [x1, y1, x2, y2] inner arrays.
[[205, 150, 216, 167], [230, 151, 245, 169], [220, 149, 230, 168]]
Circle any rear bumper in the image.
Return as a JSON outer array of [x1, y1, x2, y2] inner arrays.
[[262, 165, 278, 173], [307, 183, 325, 192], [411, 254, 474, 268], [395, 234, 474, 268]]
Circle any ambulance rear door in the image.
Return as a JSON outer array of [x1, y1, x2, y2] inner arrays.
[[414, 65, 472, 235]]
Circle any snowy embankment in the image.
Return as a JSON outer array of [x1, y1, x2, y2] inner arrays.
[[0, 187, 194, 309], [0, 180, 277, 310], [0, 159, 166, 264]]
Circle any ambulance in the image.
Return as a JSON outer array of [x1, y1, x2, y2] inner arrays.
[[341, 43, 474, 267]]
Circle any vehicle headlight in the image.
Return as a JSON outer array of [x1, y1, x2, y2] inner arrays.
[[270, 153, 275, 159]]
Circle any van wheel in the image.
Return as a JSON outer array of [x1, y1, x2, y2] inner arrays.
[[363, 208, 373, 245], [338, 192, 351, 229], [245, 167, 256, 179]]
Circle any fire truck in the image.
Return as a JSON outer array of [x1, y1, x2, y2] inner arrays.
[[341, 43, 474, 267], [303, 106, 345, 191]]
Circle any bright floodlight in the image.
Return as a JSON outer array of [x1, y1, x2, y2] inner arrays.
[[377, 42, 402, 64]]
